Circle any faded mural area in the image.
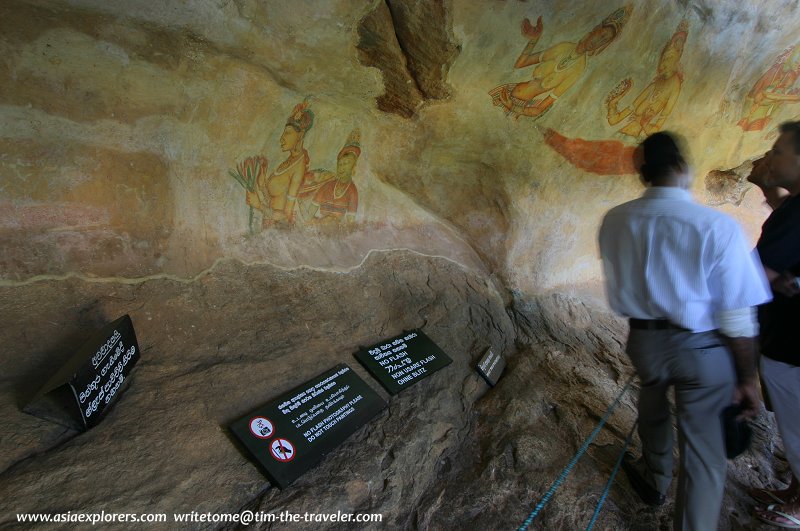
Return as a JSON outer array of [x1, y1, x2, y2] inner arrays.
[[3, 1, 800, 529], [2, 0, 799, 291]]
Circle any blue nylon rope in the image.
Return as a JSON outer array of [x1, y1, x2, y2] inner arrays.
[[585, 422, 638, 531], [518, 376, 635, 531]]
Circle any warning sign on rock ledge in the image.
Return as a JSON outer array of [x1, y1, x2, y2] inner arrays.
[[354, 329, 452, 395], [230, 364, 386, 489], [476, 347, 505, 387], [24, 314, 141, 430]]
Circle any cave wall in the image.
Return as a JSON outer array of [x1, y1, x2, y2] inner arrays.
[[3, 0, 800, 296], [2, 2, 799, 526], [0, 0, 484, 283]]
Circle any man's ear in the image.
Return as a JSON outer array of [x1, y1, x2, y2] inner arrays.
[[640, 164, 651, 182], [633, 145, 645, 172]]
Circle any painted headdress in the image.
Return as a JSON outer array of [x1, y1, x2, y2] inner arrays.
[[337, 129, 362, 160], [666, 20, 689, 53], [658, 20, 688, 79], [602, 5, 632, 36], [286, 99, 314, 133], [586, 5, 632, 55], [773, 45, 800, 70]]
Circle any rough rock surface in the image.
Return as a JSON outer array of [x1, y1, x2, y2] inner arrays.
[[356, 0, 458, 118], [705, 159, 757, 207], [0, 254, 789, 530], [2, 3, 798, 526], [0, 251, 516, 528], [419, 294, 788, 531]]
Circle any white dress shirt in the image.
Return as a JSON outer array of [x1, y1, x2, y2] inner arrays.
[[599, 186, 771, 332]]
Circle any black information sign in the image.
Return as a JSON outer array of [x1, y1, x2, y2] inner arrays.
[[354, 329, 452, 395], [229, 364, 386, 489], [476, 347, 505, 387], [24, 315, 141, 430]]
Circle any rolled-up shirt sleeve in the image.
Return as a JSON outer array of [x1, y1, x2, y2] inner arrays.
[[715, 307, 758, 338], [710, 220, 771, 312]]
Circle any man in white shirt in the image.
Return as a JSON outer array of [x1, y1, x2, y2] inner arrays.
[[598, 132, 772, 531]]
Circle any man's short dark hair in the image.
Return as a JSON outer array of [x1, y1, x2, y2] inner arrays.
[[640, 131, 687, 182], [779, 121, 800, 154]]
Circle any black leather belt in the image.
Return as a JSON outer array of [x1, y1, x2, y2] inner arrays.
[[629, 318, 688, 331]]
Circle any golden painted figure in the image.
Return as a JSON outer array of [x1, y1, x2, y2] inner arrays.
[[739, 45, 800, 132], [309, 129, 361, 225], [489, 6, 631, 120], [605, 20, 688, 139], [246, 101, 314, 226]]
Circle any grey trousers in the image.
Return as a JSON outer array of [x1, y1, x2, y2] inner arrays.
[[626, 328, 736, 531], [761, 356, 800, 480]]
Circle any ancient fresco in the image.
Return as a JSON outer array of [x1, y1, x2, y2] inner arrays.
[[229, 101, 362, 232], [542, 19, 689, 175], [302, 129, 361, 226], [606, 20, 688, 140], [246, 100, 314, 228], [229, 156, 267, 233], [738, 45, 800, 132], [489, 6, 631, 120], [543, 129, 637, 175]]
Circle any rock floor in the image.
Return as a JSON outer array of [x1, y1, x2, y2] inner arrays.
[[0, 252, 789, 530]]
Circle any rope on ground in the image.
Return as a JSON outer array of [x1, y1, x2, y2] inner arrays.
[[585, 422, 638, 531], [517, 375, 635, 531]]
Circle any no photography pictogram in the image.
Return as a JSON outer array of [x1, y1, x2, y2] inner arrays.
[[249, 416, 274, 439], [270, 438, 296, 462]]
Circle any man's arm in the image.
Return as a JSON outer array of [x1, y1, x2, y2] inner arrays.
[[763, 266, 800, 297], [716, 307, 760, 419], [721, 335, 760, 420]]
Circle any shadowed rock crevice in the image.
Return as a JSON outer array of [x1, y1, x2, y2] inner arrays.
[[384, 0, 460, 101], [357, 0, 459, 118]]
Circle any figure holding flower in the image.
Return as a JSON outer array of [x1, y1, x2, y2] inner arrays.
[[247, 100, 314, 227], [229, 155, 268, 234], [230, 100, 315, 231]]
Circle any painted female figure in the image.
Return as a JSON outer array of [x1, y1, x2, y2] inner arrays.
[[310, 129, 361, 225], [489, 6, 631, 120], [246, 101, 314, 226], [739, 45, 800, 132], [605, 20, 688, 139]]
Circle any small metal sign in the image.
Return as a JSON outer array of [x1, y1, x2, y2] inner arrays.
[[476, 347, 505, 387]]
